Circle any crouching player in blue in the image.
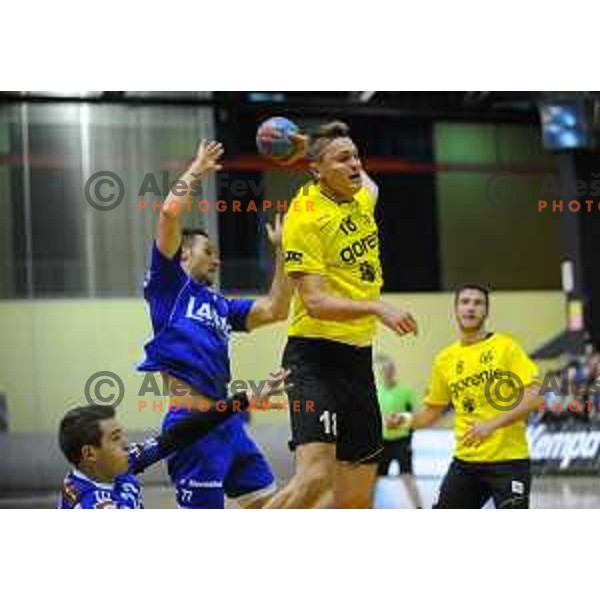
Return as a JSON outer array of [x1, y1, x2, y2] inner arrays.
[[138, 139, 292, 508], [58, 369, 289, 508]]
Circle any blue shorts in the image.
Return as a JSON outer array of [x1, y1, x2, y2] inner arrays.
[[163, 413, 276, 508]]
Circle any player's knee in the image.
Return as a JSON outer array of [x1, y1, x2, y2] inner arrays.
[[296, 464, 333, 502], [335, 478, 374, 509]]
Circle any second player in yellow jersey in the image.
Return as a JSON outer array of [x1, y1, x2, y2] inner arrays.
[[405, 284, 542, 508], [427, 331, 539, 462]]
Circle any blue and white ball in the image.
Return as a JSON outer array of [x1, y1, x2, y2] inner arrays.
[[256, 116, 299, 159]]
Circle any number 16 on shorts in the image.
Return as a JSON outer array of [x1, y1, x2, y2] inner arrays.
[[319, 410, 337, 437]]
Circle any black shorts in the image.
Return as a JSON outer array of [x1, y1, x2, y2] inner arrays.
[[378, 436, 413, 476], [282, 336, 382, 464], [433, 458, 531, 509]]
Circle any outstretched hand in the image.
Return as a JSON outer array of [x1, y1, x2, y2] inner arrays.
[[248, 368, 291, 409], [266, 213, 284, 248], [192, 139, 224, 175], [376, 302, 418, 337], [275, 133, 309, 166]]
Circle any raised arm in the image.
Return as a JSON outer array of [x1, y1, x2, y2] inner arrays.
[[361, 170, 379, 204], [157, 140, 224, 258], [246, 214, 293, 330]]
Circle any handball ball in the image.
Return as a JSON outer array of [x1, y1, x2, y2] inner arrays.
[[256, 116, 299, 159]]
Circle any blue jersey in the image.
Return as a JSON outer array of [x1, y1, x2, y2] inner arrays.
[[58, 470, 143, 509], [58, 437, 171, 509], [138, 243, 254, 401]]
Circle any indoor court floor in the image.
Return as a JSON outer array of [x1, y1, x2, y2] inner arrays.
[[2, 476, 600, 508]]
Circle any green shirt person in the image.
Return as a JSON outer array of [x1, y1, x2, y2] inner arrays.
[[375, 355, 423, 508]]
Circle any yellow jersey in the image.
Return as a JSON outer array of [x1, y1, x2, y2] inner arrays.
[[282, 182, 383, 347], [426, 332, 540, 462]]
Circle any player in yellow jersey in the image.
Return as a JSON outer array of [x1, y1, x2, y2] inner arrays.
[[404, 284, 541, 508], [264, 122, 418, 509]]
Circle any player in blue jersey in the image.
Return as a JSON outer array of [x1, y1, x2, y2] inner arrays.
[[58, 369, 289, 508], [138, 139, 292, 508]]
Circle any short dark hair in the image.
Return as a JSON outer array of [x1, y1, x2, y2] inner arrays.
[[309, 121, 351, 159], [59, 405, 115, 466], [181, 227, 209, 248], [454, 283, 490, 309]]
